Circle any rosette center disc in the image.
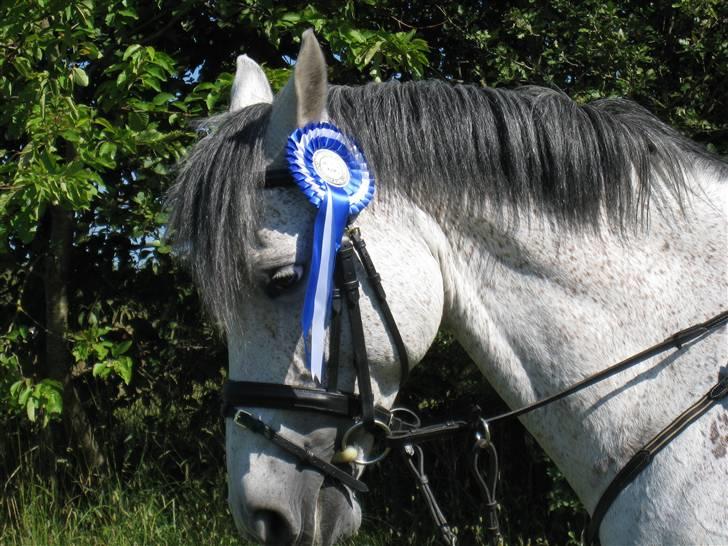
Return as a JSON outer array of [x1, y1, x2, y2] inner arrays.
[[312, 149, 350, 188]]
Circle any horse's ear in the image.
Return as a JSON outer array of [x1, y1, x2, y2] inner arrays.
[[292, 29, 328, 126], [229, 55, 273, 112], [264, 30, 328, 163]]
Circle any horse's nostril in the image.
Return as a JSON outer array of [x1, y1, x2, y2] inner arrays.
[[252, 509, 296, 543]]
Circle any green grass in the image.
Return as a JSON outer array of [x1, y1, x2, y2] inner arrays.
[[0, 462, 580, 546], [0, 468, 424, 546], [1, 469, 241, 546], [0, 470, 576, 546], [0, 438, 584, 545]]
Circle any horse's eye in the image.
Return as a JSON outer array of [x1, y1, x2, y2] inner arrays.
[[265, 265, 304, 298]]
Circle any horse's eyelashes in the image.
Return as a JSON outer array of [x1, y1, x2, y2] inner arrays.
[[265, 265, 304, 298]]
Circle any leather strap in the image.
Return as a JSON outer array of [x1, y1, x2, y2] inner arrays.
[[349, 227, 410, 386], [326, 286, 342, 392], [232, 409, 368, 493], [222, 381, 397, 424], [338, 236, 375, 424], [223, 382, 359, 418], [485, 310, 728, 425], [402, 444, 458, 546], [387, 420, 471, 447], [586, 371, 728, 545]]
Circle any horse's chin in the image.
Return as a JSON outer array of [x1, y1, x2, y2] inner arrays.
[[313, 483, 362, 546]]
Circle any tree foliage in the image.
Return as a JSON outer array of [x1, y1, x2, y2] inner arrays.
[[1, 0, 725, 542]]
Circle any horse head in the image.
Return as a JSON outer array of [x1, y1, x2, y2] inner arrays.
[[170, 31, 445, 544]]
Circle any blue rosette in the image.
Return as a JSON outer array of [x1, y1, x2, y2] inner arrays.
[[286, 122, 375, 382]]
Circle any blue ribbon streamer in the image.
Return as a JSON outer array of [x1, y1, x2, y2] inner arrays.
[[286, 122, 374, 382], [301, 188, 350, 381]]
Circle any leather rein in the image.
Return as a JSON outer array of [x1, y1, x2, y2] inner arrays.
[[223, 169, 728, 546]]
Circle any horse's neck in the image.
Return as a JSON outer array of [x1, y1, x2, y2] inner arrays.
[[434, 172, 727, 510]]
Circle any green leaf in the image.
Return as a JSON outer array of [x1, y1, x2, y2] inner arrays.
[[26, 399, 37, 422], [80, 42, 102, 60], [99, 142, 117, 160], [10, 380, 24, 399], [113, 356, 133, 385], [113, 339, 133, 357], [61, 130, 81, 142], [152, 92, 175, 106], [37, 380, 63, 415], [205, 92, 217, 112], [92, 362, 112, 379], [140, 76, 162, 92], [363, 41, 384, 66], [13, 56, 33, 78], [123, 44, 142, 61], [118, 8, 138, 19], [347, 29, 367, 43], [145, 65, 165, 80], [41, 379, 63, 391], [71, 67, 89, 87], [93, 342, 109, 360], [18, 384, 32, 406], [279, 12, 302, 24], [128, 111, 149, 131]]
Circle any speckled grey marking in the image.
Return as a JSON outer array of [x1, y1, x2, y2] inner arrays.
[[708, 412, 728, 459]]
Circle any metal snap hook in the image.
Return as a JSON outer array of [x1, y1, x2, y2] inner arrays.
[[474, 418, 491, 449], [339, 419, 392, 465]]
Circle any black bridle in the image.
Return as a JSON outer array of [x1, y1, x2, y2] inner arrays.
[[223, 170, 728, 546]]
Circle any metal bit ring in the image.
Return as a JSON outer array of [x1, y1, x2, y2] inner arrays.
[[341, 419, 391, 465]]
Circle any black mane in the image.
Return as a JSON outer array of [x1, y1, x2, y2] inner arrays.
[[167, 80, 726, 328], [329, 81, 724, 226]]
